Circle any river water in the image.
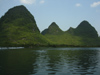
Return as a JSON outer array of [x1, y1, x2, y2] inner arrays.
[[0, 47, 100, 75]]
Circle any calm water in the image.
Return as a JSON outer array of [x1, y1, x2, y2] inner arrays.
[[0, 47, 100, 75]]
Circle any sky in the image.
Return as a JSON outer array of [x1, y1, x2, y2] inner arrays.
[[0, 0, 100, 35]]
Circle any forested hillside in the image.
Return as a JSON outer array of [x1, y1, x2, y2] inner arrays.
[[42, 21, 100, 47], [0, 5, 50, 47], [0, 5, 100, 47]]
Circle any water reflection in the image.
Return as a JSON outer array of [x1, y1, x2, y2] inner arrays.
[[0, 49, 37, 75], [64, 50, 98, 75], [0, 48, 100, 75]]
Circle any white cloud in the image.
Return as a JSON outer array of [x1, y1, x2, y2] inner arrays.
[[20, 0, 36, 4], [76, 3, 81, 7], [40, 0, 45, 4], [91, 1, 100, 7]]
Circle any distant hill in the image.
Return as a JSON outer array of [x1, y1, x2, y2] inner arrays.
[[42, 21, 100, 47], [41, 22, 63, 35], [0, 5, 50, 47], [42, 20, 98, 38], [0, 5, 100, 47], [67, 20, 98, 38]]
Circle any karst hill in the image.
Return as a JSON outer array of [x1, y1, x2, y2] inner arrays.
[[0, 5, 50, 47], [0, 5, 100, 47]]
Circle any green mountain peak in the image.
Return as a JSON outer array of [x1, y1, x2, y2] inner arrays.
[[67, 27, 75, 34], [49, 22, 61, 30], [0, 5, 40, 32], [0, 5, 100, 47], [0, 5, 49, 46], [75, 20, 98, 38], [77, 20, 92, 28], [41, 22, 63, 35], [49, 22, 58, 27]]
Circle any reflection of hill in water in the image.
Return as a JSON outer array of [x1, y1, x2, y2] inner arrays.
[[0, 48, 100, 75], [0, 49, 38, 75], [36, 48, 100, 75]]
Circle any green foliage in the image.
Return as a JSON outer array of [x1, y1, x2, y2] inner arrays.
[[0, 5, 50, 47], [0, 5, 100, 47], [43, 33, 100, 47], [41, 22, 63, 35], [44, 33, 83, 46], [67, 20, 98, 38], [42, 21, 100, 47]]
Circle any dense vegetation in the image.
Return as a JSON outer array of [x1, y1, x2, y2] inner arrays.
[[0, 5, 50, 47], [0, 5, 100, 47], [67, 21, 98, 38], [42, 21, 100, 47], [42, 22, 63, 35]]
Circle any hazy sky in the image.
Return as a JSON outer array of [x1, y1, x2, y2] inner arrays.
[[0, 0, 100, 35]]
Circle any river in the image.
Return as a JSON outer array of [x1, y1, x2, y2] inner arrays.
[[0, 47, 100, 75]]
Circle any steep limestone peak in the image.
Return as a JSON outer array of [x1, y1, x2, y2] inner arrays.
[[49, 22, 59, 29], [75, 20, 98, 38], [41, 22, 63, 35], [77, 20, 92, 28]]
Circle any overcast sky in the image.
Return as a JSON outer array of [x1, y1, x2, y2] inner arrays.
[[0, 0, 100, 35]]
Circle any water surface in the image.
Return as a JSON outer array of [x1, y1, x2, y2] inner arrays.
[[0, 47, 100, 75]]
